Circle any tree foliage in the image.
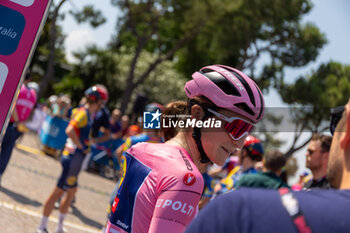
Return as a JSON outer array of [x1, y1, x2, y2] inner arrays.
[[34, 0, 106, 98], [30, 13, 67, 89], [69, 5, 106, 28], [109, 0, 220, 113], [108, 0, 326, 114], [53, 46, 119, 106], [56, 46, 187, 110], [176, 0, 327, 80], [280, 61, 350, 157]]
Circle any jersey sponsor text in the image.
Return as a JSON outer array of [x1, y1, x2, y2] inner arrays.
[[116, 220, 129, 230], [180, 149, 193, 171], [156, 199, 195, 216]]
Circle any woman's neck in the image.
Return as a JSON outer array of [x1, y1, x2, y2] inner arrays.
[[167, 132, 201, 167]]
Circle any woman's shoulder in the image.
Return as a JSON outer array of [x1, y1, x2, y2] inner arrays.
[[127, 143, 194, 170], [127, 142, 204, 191], [127, 142, 177, 161]]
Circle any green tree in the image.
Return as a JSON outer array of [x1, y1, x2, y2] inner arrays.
[[280, 61, 350, 158], [53, 46, 119, 106], [114, 47, 187, 111], [109, 0, 326, 114], [55, 46, 187, 110], [30, 12, 68, 97], [37, 0, 68, 98], [37, 1, 106, 98]]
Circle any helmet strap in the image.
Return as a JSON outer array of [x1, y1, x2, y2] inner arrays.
[[192, 108, 212, 163], [188, 98, 213, 164], [192, 127, 211, 163]]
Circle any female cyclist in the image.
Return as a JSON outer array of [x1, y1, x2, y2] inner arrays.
[[106, 64, 265, 233], [36, 86, 104, 233]]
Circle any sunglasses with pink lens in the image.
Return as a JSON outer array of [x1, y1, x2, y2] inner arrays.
[[207, 108, 255, 140]]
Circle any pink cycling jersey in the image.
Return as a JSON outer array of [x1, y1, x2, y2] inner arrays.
[[106, 143, 204, 233], [11, 84, 37, 122]]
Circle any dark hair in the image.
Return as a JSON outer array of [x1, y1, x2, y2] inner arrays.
[[311, 133, 332, 153], [86, 97, 100, 104], [264, 150, 286, 173], [244, 148, 263, 162], [187, 96, 218, 114], [161, 96, 218, 141], [280, 169, 288, 183], [161, 101, 187, 141]]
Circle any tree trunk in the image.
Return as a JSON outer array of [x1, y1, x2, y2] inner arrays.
[[119, 22, 205, 114], [284, 135, 312, 159], [120, 83, 136, 115], [38, 0, 67, 98]]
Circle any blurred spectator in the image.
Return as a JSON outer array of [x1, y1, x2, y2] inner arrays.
[[28, 82, 40, 94], [90, 84, 111, 144], [304, 133, 332, 189], [254, 161, 264, 172], [67, 96, 87, 119], [214, 135, 264, 195], [120, 115, 130, 138], [25, 83, 47, 133], [125, 124, 142, 137], [291, 172, 311, 191], [185, 99, 350, 233], [236, 150, 289, 189], [48, 95, 58, 110], [0, 72, 37, 186], [110, 109, 122, 139], [81, 85, 111, 171], [52, 94, 71, 119], [208, 155, 239, 178], [136, 116, 143, 130], [36, 86, 104, 233], [199, 163, 215, 210]]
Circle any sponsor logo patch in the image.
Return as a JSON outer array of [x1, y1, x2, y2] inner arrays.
[[111, 196, 120, 213], [183, 173, 196, 186]]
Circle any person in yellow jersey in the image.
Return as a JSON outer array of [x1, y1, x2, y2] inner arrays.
[[36, 86, 104, 233]]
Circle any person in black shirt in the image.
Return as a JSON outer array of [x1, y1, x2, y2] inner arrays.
[[304, 133, 332, 189]]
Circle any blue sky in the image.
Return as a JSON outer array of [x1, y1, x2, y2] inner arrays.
[[59, 0, 350, 182]]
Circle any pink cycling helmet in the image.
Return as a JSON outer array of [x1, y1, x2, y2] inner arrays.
[[184, 65, 264, 123]]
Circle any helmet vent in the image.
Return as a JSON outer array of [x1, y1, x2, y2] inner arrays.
[[226, 68, 256, 107], [234, 102, 254, 116], [201, 69, 241, 97]]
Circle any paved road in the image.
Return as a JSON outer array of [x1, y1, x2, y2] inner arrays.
[[0, 132, 116, 233]]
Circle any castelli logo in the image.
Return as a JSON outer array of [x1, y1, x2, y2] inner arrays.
[[183, 173, 196, 186], [111, 196, 120, 213]]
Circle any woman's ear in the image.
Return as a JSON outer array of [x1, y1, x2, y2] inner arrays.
[[191, 104, 205, 120]]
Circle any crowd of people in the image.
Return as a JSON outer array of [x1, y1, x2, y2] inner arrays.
[[0, 72, 38, 187], [0, 64, 349, 233]]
